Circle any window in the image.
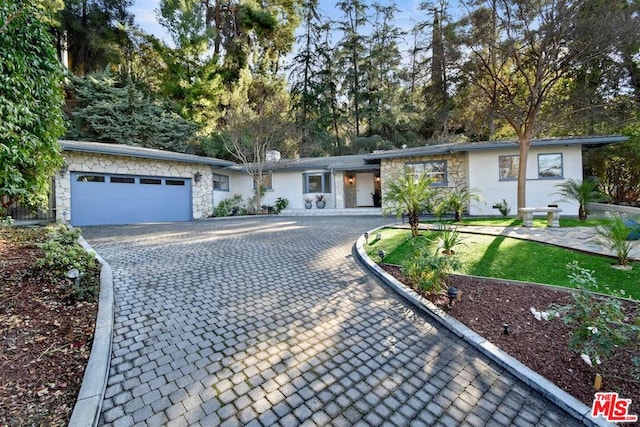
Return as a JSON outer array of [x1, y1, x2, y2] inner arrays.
[[404, 161, 447, 186], [110, 176, 134, 184], [212, 174, 229, 191], [538, 153, 563, 179], [303, 172, 332, 193], [253, 173, 273, 190], [77, 175, 105, 183], [140, 178, 161, 185], [499, 155, 519, 181], [166, 179, 186, 186]]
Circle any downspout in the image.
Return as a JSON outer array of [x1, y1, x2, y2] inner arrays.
[[331, 168, 336, 208], [210, 165, 215, 214]]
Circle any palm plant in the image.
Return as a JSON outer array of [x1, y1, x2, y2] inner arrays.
[[555, 177, 607, 221], [435, 188, 481, 221], [383, 172, 436, 237], [594, 215, 638, 267], [435, 224, 466, 255]]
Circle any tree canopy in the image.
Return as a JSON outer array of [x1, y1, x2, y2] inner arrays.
[[54, 0, 639, 187]]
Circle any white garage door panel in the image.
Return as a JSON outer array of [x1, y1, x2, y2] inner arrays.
[[71, 173, 192, 226]]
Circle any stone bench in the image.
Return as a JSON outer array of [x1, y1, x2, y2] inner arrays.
[[518, 207, 562, 227]]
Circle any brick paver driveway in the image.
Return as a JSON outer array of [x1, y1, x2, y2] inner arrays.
[[82, 217, 579, 427]]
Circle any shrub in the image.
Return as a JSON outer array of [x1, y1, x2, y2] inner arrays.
[[492, 199, 511, 217], [547, 262, 639, 372], [404, 242, 461, 295], [213, 194, 243, 217], [36, 226, 98, 301], [274, 197, 289, 213]]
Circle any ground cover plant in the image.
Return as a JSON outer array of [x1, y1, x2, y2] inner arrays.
[[368, 228, 640, 299], [0, 226, 99, 426]]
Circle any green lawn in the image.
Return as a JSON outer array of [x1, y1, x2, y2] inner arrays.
[[420, 217, 610, 228], [366, 228, 640, 300]]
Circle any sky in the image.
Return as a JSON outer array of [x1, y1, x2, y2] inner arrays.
[[130, 0, 424, 47]]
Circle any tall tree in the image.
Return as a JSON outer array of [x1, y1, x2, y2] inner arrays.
[[364, 2, 405, 139], [335, 0, 368, 137], [1, 0, 65, 213], [417, 0, 460, 139], [54, 0, 134, 75], [458, 0, 619, 212], [289, 0, 332, 154]]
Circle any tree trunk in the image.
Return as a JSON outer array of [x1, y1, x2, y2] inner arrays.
[[409, 210, 419, 237], [516, 138, 531, 218], [579, 205, 586, 221]]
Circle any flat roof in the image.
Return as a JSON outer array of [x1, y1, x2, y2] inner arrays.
[[260, 154, 380, 172], [364, 135, 628, 161], [59, 140, 236, 168]]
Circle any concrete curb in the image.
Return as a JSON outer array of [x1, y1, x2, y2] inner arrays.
[[68, 235, 114, 427], [355, 224, 614, 427]]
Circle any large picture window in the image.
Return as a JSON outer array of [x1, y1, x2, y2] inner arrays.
[[212, 173, 229, 191], [404, 161, 447, 186], [538, 153, 563, 178], [303, 172, 332, 193], [499, 155, 519, 181]]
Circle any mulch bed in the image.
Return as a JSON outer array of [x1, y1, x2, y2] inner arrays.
[[0, 229, 98, 426], [382, 264, 640, 419]]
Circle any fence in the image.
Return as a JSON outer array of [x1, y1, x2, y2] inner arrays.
[[1, 181, 56, 222]]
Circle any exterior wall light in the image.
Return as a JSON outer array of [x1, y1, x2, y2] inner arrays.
[[194, 172, 202, 183], [59, 162, 69, 177]]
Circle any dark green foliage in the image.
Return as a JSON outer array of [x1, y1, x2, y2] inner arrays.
[[493, 199, 511, 217], [0, 0, 65, 212], [55, 0, 133, 75], [274, 197, 289, 213], [584, 139, 640, 204], [65, 71, 200, 153], [213, 194, 244, 217], [36, 226, 99, 302]]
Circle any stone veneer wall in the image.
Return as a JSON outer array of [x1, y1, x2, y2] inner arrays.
[[55, 151, 214, 222], [380, 152, 468, 211]]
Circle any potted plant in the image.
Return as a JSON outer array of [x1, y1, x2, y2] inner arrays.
[[304, 197, 313, 209], [315, 194, 327, 209]]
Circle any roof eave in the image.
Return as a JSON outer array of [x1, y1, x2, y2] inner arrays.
[[59, 140, 236, 168]]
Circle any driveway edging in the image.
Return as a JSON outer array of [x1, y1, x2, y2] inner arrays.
[[355, 225, 613, 427], [68, 234, 114, 427]]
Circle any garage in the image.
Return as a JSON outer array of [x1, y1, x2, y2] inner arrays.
[[70, 172, 192, 226]]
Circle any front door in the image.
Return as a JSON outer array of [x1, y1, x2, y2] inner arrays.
[[356, 173, 375, 207]]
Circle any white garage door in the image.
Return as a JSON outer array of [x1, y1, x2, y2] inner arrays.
[[71, 172, 192, 226]]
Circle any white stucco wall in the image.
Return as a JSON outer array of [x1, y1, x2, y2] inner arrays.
[[56, 151, 216, 222], [468, 145, 583, 216], [214, 169, 348, 210]]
